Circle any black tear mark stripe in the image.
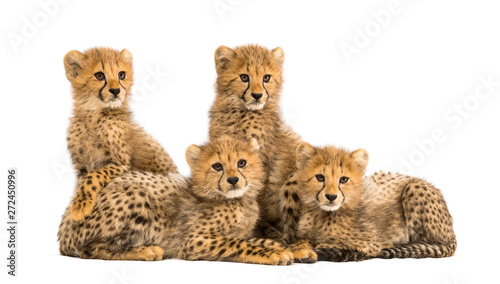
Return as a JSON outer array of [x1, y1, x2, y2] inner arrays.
[[316, 182, 325, 202], [237, 168, 248, 187], [241, 80, 250, 102], [338, 183, 345, 202], [217, 168, 225, 192], [217, 153, 225, 192], [98, 78, 108, 101], [262, 81, 269, 103], [119, 80, 126, 96]]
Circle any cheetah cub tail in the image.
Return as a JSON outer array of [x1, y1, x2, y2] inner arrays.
[[379, 240, 457, 259]]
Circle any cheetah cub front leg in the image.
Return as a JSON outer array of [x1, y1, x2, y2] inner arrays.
[[182, 234, 294, 265], [70, 163, 128, 220], [286, 240, 317, 263], [81, 243, 164, 261]]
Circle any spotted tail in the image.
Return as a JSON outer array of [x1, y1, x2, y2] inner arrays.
[[379, 240, 457, 259], [315, 248, 370, 262]]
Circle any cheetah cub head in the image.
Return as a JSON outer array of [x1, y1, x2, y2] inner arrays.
[[295, 143, 369, 212], [64, 47, 134, 110], [185, 136, 264, 200], [214, 44, 284, 111]]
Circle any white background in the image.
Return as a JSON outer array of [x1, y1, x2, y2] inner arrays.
[[1, 0, 499, 283]]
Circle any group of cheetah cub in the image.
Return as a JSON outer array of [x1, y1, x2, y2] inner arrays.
[[58, 45, 456, 264]]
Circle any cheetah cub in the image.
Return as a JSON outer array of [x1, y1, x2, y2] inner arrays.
[[210, 44, 303, 237], [63, 47, 178, 221], [280, 143, 457, 261], [58, 137, 315, 264]]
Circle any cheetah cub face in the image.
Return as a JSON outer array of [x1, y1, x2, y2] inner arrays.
[[295, 143, 369, 212], [214, 45, 284, 111], [186, 137, 264, 200], [64, 47, 134, 110]]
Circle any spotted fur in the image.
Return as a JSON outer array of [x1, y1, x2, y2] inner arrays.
[[280, 143, 457, 261], [209, 44, 303, 238], [64, 47, 178, 221], [58, 137, 315, 264]]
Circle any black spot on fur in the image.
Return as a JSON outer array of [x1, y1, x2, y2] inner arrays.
[[218, 249, 226, 256]]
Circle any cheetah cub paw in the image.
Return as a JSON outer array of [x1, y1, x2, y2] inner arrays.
[[69, 190, 95, 221], [289, 240, 317, 263], [134, 245, 164, 261], [265, 249, 294, 265]]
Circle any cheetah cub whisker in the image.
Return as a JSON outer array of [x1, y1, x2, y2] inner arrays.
[[280, 143, 457, 261], [63, 47, 178, 221]]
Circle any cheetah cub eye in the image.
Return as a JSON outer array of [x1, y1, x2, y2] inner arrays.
[[263, 74, 271, 83], [95, 72, 105, 81], [237, 159, 247, 168], [240, 74, 249, 82], [212, 163, 223, 172], [339, 177, 349, 184], [316, 174, 325, 182], [118, 71, 126, 80]]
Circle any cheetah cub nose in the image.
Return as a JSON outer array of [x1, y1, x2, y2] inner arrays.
[[109, 88, 120, 97], [227, 177, 239, 185], [251, 93, 262, 100], [325, 194, 337, 202]]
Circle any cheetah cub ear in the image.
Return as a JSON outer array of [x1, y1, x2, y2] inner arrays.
[[214, 45, 236, 74], [120, 49, 133, 65], [250, 138, 261, 152], [296, 142, 316, 169], [351, 148, 369, 173], [271, 47, 285, 67], [64, 50, 86, 80], [185, 145, 202, 169]]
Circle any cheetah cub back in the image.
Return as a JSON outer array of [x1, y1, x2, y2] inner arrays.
[[64, 47, 177, 221], [280, 143, 456, 261]]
